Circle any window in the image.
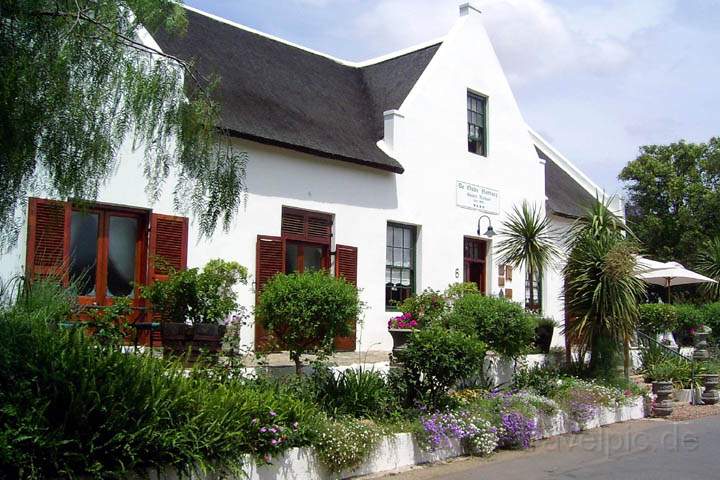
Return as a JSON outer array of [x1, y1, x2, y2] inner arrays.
[[525, 273, 542, 313], [385, 223, 416, 309], [27, 197, 188, 311], [467, 91, 487, 156]]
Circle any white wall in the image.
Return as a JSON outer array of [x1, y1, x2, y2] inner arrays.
[[0, 6, 585, 353]]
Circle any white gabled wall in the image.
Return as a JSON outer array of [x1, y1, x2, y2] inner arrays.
[[0, 3, 594, 353]]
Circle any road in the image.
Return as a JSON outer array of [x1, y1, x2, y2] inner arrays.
[[384, 416, 720, 480]]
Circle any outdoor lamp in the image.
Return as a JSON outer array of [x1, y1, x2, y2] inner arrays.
[[477, 215, 495, 237]]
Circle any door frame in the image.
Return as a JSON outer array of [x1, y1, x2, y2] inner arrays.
[[463, 236, 489, 294]]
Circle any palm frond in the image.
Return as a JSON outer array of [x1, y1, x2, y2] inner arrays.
[[696, 237, 720, 299]]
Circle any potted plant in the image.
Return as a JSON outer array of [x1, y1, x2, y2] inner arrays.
[[534, 317, 557, 354], [140, 259, 247, 360], [699, 367, 720, 405], [388, 312, 419, 361]]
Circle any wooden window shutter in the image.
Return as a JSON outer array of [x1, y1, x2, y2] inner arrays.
[[334, 244, 358, 352], [147, 213, 188, 344], [148, 213, 189, 284], [281, 207, 332, 244], [255, 235, 285, 350], [26, 198, 71, 281]]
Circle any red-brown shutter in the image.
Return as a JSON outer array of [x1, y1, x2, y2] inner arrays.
[[255, 235, 285, 350], [148, 213, 189, 283], [334, 244, 358, 352], [147, 213, 188, 345], [281, 207, 332, 244], [26, 198, 71, 282]]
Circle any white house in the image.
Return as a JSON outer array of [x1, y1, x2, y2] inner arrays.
[[0, 2, 620, 352]]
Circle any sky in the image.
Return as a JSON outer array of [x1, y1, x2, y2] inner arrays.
[[185, 0, 720, 195]]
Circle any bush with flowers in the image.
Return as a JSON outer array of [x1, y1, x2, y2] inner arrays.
[[313, 416, 384, 472], [388, 312, 419, 329], [418, 409, 498, 457]]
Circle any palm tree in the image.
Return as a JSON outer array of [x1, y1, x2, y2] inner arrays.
[[495, 201, 559, 312], [563, 196, 646, 378], [696, 237, 720, 300]]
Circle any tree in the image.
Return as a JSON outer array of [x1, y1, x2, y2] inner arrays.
[[563, 197, 646, 378], [495, 201, 559, 312], [696, 237, 720, 300], [0, 0, 247, 250], [256, 271, 361, 375], [619, 138, 720, 267]]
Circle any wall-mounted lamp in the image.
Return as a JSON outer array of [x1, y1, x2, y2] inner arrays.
[[477, 215, 496, 237]]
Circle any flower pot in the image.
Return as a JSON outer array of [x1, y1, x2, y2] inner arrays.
[[699, 374, 720, 405], [693, 326, 711, 361], [389, 328, 412, 365], [535, 325, 554, 354], [652, 381, 673, 417], [161, 322, 226, 362]]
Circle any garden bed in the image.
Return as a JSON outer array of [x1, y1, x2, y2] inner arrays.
[[151, 397, 645, 480]]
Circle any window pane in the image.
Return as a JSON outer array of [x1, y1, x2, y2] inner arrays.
[[393, 227, 404, 247], [403, 228, 413, 248], [385, 267, 391, 284], [393, 248, 403, 267], [402, 249, 411, 268], [401, 269, 411, 286], [391, 268, 401, 284], [303, 245, 324, 272], [107, 216, 138, 297], [285, 243, 299, 273], [386, 246, 393, 265], [70, 212, 98, 296], [386, 225, 393, 247]]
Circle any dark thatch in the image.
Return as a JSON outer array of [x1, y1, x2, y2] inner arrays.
[[152, 8, 441, 174], [537, 146, 596, 218]]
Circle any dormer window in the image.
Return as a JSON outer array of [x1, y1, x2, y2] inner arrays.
[[467, 91, 487, 156]]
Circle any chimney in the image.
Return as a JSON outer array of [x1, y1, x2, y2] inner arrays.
[[459, 2, 482, 17], [383, 110, 404, 152]]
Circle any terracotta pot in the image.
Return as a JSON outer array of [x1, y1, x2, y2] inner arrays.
[[389, 328, 413, 365], [652, 381, 673, 417], [161, 322, 226, 362], [700, 374, 720, 405]]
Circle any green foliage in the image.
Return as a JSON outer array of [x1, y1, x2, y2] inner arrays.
[[397, 288, 446, 326], [85, 296, 133, 347], [642, 358, 694, 388], [673, 304, 703, 346], [446, 293, 537, 357], [256, 271, 361, 374], [495, 201, 559, 308], [1, 0, 248, 249], [309, 366, 399, 420], [396, 324, 486, 408], [563, 197, 646, 376], [444, 282, 480, 301], [697, 237, 720, 299], [638, 303, 678, 334], [701, 302, 720, 343], [511, 365, 564, 398], [619, 138, 720, 269], [0, 280, 320, 478], [141, 259, 248, 325]]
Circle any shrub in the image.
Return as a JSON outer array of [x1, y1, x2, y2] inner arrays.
[[446, 294, 536, 357], [511, 365, 564, 398], [397, 288, 446, 326], [498, 412, 537, 449], [674, 304, 703, 346], [0, 282, 320, 478], [396, 324, 486, 408], [257, 271, 361, 374], [313, 416, 383, 472], [309, 366, 398, 419], [444, 282, 480, 301], [701, 302, 720, 343], [637, 303, 677, 334], [140, 259, 248, 325], [641, 357, 693, 387], [418, 410, 498, 456]]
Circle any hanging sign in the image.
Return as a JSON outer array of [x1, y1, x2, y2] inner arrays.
[[456, 181, 500, 214]]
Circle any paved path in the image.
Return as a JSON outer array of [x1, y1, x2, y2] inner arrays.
[[383, 416, 720, 480]]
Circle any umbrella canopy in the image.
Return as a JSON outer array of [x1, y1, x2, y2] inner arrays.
[[636, 261, 716, 287]]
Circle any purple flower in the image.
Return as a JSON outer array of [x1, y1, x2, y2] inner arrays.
[[260, 427, 267, 433], [269, 411, 277, 417]]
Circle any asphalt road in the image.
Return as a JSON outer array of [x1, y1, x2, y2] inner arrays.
[[385, 416, 720, 480]]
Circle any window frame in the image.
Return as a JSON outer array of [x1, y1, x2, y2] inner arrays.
[[68, 202, 149, 307], [467, 90, 488, 156], [525, 271, 543, 313], [385, 222, 417, 310]]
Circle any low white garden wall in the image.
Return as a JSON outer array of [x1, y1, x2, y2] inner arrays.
[[241, 397, 644, 480]]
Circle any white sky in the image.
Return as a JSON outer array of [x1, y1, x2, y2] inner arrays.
[[186, 0, 720, 195]]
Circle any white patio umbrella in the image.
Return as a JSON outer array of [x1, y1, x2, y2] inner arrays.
[[636, 259, 717, 303]]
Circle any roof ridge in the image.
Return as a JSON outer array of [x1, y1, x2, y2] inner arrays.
[[182, 4, 442, 69]]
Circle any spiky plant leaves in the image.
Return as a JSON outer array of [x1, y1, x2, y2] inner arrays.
[[495, 201, 560, 308], [696, 237, 720, 300]]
